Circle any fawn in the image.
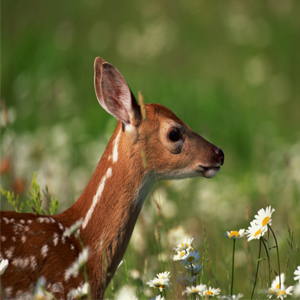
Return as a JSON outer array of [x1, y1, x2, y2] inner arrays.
[[0, 57, 224, 299]]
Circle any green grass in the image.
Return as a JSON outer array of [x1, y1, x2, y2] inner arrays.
[[1, 1, 300, 298]]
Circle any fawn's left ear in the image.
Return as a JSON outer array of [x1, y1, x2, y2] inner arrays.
[[94, 57, 140, 126]]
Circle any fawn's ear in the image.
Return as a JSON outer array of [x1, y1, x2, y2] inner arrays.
[[94, 57, 140, 126]]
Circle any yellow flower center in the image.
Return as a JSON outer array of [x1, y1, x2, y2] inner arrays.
[[206, 290, 214, 295], [181, 243, 189, 248], [277, 290, 286, 296], [191, 288, 198, 294], [262, 216, 270, 226], [229, 231, 240, 239], [255, 228, 261, 237], [187, 256, 195, 262], [276, 283, 280, 289], [179, 252, 185, 258]]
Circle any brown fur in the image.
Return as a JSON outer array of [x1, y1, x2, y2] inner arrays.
[[0, 57, 224, 299]]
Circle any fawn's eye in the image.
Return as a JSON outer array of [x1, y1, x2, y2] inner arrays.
[[168, 129, 180, 142]]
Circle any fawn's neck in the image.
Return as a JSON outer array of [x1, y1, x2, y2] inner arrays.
[[58, 122, 155, 291]]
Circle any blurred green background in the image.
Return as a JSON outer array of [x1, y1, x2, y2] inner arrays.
[[1, 0, 300, 298]]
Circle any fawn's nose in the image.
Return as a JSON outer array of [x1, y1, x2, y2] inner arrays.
[[215, 148, 224, 165]]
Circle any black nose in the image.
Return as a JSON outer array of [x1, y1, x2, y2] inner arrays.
[[215, 148, 224, 165]]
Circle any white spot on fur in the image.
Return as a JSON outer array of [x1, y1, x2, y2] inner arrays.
[[3, 217, 9, 224], [58, 223, 64, 231], [1, 236, 6, 242], [38, 218, 44, 223], [5, 246, 15, 259], [27, 219, 33, 224], [20, 219, 25, 224], [12, 236, 17, 242], [50, 282, 64, 294], [21, 235, 27, 243], [5, 286, 13, 298], [29, 255, 37, 269], [41, 244, 49, 258], [12, 257, 30, 269], [82, 167, 112, 229], [15, 290, 32, 300], [53, 233, 59, 246]]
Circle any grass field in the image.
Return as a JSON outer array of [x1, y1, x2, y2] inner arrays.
[[1, 1, 300, 299]]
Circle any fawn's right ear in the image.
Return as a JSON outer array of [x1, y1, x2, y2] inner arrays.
[[94, 57, 140, 126]]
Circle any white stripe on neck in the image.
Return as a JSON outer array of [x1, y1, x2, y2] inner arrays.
[[112, 130, 121, 163], [82, 167, 112, 229]]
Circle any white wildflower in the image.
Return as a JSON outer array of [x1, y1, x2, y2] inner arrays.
[[200, 286, 221, 297], [223, 229, 245, 240], [180, 250, 200, 266], [147, 271, 171, 292], [253, 206, 275, 228], [65, 248, 89, 280], [246, 220, 268, 241], [294, 266, 300, 282], [0, 259, 9, 275], [69, 282, 89, 299], [173, 238, 194, 252], [267, 273, 294, 300], [182, 284, 207, 295], [173, 250, 188, 261], [63, 219, 82, 237]]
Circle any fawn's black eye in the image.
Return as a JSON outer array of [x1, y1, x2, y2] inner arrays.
[[169, 129, 180, 142]]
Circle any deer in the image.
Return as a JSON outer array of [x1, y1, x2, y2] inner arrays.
[[0, 57, 224, 299]]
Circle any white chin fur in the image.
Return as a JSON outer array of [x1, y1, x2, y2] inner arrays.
[[203, 168, 220, 178]]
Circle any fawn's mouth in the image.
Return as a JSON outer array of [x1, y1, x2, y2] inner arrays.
[[197, 165, 221, 178]]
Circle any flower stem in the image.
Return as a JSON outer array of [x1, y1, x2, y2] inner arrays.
[[231, 239, 236, 296], [268, 225, 281, 286], [261, 238, 271, 286], [251, 237, 262, 300]]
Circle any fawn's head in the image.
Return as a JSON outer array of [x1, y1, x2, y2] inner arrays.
[[94, 57, 224, 180]]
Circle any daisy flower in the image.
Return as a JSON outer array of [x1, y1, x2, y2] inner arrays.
[[246, 220, 268, 242], [147, 271, 171, 292], [182, 284, 207, 295], [173, 250, 188, 262], [200, 286, 221, 297], [0, 259, 9, 275], [267, 273, 294, 300], [294, 283, 300, 297], [223, 229, 245, 240], [180, 250, 200, 266], [63, 219, 82, 237], [185, 262, 203, 275], [173, 238, 194, 252], [65, 248, 89, 280], [69, 282, 89, 299], [294, 266, 300, 282], [176, 273, 196, 287], [156, 271, 170, 281], [34, 277, 50, 300], [253, 206, 275, 228]]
